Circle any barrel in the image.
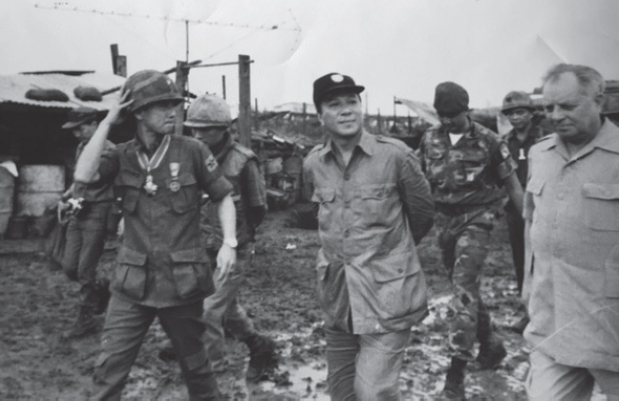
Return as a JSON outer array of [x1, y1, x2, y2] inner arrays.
[[0, 166, 15, 237], [16, 165, 65, 217]]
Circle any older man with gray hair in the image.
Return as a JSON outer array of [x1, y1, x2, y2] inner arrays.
[[524, 63, 619, 400]]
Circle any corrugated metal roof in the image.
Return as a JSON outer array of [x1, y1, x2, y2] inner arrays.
[[0, 72, 126, 110]]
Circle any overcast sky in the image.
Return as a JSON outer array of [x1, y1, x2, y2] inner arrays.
[[3, 0, 619, 114]]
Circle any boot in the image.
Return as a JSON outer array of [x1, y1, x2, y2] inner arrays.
[[94, 278, 111, 315], [244, 334, 276, 383], [63, 306, 98, 339], [475, 308, 506, 370], [440, 357, 467, 400]]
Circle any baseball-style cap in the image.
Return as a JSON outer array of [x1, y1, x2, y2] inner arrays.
[[433, 81, 469, 117], [501, 91, 535, 114], [313, 73, 365, 108], [62, 106, 99, 129]]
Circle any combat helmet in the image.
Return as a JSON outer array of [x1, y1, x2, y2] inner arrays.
[[184, 94, 232, 128], [122, 70, 183, 113]]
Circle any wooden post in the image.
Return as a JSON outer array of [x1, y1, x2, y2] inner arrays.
[[175, 61, 189, 136], [110, 44, 127, 77], [110, 44, 119, 74], [238, 55, 252, 148], [254, 98, 259, 131], [222, 75, 226, 100], [302, 102, 307, 136]]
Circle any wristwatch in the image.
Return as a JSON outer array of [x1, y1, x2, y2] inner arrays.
[[223, 238, 238, 249]]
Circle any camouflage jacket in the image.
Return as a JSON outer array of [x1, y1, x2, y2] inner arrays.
[[418, 119, 516, 207]]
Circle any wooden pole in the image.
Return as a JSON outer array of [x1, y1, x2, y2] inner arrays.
[[302, 102, 307, 136], [175, 61, 189, 136], [110, 44, 119, 75], [222, 75, 226, 100], [254, 98, 259, 131], [238, 55, 252, 148]]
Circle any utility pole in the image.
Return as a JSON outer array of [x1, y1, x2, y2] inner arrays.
[[238, 55, 252, 148], [222, 75, 227, 100], [175, 61, 189, 136], [110, 44, 127, 77]]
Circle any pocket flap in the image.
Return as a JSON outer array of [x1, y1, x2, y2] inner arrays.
[[170, 248, 208, 263], [361, 184, 394, 199], [165, 172, 197, 187], [312, 187, 335, 203], [117, 246, 147, 266], [583, 183, 619, 200], [526, 176, 545, 195], [371, 252, 419, 283]]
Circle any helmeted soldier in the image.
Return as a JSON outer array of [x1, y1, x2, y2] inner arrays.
[[183, 94, 276, 382], [418, 82, 524, 400], [500, 90, 544, 334], [74, 70, 237, 400]]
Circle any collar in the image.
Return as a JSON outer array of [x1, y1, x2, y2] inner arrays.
[[317, 130, 374, 161], [210, 131, 234, 163], [136, 134, 172, 172], [542, 117, 619, 156]]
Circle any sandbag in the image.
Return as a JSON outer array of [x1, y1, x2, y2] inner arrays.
[[25, 88, 69, 102], [74, 85, 103, 101]]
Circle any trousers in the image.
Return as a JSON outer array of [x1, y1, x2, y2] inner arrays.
[[435, 208, 495, 360], [504, 203, 525, 295], [202, 244, 256, 369], [324, 326, 411, 401], [62, 202, 110, 310], [92, 295, 220, 400]]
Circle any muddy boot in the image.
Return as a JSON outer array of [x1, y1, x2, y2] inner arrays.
[[440, 357, 467, 400], [476, 310, 506, 369], [94, 278, 111, 315], [63, 306, 98, 339], [244, 334, 276, 383]]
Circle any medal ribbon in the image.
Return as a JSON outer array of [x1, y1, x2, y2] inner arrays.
[[136, 134, 171, 173]]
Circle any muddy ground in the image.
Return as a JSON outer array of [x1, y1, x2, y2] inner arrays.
[[1, 208, 534, 400]]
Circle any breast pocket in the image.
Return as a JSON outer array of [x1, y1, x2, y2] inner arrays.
[[582, 183, 619, 231], [169, 248, 211, 299], [453, 154, 487, 186], [312, 187, 336, 230], [167, 173, 199, 214], [114, 171, 144, 214], [359, 184, 396, 226], [114, 246, 147, 300]]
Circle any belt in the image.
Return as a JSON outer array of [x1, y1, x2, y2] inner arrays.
[[435, 202, 493, 217]]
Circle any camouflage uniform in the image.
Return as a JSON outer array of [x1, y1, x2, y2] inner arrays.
[[419, 118, 517, 360]]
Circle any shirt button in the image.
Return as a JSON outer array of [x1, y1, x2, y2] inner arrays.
[[344, 173, 350, 181], [343, 230, 350, 238]]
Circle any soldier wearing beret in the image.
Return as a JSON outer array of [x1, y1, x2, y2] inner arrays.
[[303, 72, 434, 400], [500, 91, 544, 333], [60, 106, 114, 338], [418, 82, 523, 400]]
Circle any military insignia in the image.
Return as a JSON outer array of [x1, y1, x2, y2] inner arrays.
[[518, 148, 526, 160], [144, 174, 158, 196], [169, 181, 181, 192], [500, 143, 511, 160], [205, 154, 218, 172], [331, 74, 344, 83], [169, 162, 180, 178]]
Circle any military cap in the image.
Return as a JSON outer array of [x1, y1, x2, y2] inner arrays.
[[313, 73, 365, 109], [433, 81, 469, 116]]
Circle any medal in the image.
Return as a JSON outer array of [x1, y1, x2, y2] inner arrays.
[[144, 174, 158, 196], [169, 181, 181, 192]]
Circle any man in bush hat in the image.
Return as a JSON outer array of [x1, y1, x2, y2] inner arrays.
[[303, 72, 434, 400], [60, 106, 114, 339], [418, 81, 524, 400], [74, 70, 237, 400], [500, 90, 544, 334], [184, 94, 275, 382]]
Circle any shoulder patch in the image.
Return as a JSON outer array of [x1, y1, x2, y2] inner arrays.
[[205, 154, 219, 172]]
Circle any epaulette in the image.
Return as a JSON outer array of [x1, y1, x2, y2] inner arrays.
[[375, 135, 409, 151], [306, 143, 325, 157], [531, 133, 556, 151], [231, 142, 257, 159]]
